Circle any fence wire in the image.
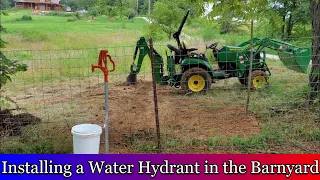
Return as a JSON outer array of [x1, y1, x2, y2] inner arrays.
[[0, 40, 319, 154]]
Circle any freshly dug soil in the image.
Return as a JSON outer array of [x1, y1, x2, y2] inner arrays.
[[0, 109, 41, 136], [80, 80, 261, 153]]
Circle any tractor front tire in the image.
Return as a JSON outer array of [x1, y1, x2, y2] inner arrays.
[[250, 70, 268, 90], [181, 67, 212, 93]]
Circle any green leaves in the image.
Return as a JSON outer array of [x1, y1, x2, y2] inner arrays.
[[149, 0, 185, 39], [0, 12, 8, 48], [0, 24, 7, 48], [0, 24, 7, 33], [0, 0, 10, 11], [0, 96, 11, 109], [192, 0, 270, 21], [0, 52, 28, 89], [0, 12, 28, 90]]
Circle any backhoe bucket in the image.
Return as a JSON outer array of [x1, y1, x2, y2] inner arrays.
[[126, 71, 137, 85], [278, 48, 311, 73]]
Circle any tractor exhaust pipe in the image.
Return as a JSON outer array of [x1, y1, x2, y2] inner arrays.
[[126, 71, 137, 85]]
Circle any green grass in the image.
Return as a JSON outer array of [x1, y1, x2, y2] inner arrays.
[[0, 125, 73, 154], [1, 10, 148, 50], [1, 10, 153, 89]]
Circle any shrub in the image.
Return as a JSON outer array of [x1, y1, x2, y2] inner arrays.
[[21, 15, 32, 21], [74, 12, 81, 20], [87, 6, 99, 19], [127, 8, 136, 20], [45, 12, 73, 17], [67, 18, 76, 22], [0, 12, 27, 113], [63, 13, 74, 17], [45, 12, 61, 16]]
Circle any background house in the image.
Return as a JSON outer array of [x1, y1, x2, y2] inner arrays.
[[14, 0, 62, 11]]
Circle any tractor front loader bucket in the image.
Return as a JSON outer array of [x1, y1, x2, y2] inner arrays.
[[278, 48, 311, 73]]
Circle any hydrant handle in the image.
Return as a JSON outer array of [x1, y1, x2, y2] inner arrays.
[[105, 54, 115, 73], [91, 50, 115, 82]]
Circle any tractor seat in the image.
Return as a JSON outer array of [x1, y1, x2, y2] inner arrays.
[[167, 44, 186, 63], [190, 52, 208, 61], [182, 42, 207, 61]]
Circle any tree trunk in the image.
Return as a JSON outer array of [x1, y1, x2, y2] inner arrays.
[[136, 0, 139, 16], [281, 15, 285, 40], [148, 0, 151, 15], [119, 0, 123, 19], [286, 14, 293, 39], [308, 0, 320, 103]]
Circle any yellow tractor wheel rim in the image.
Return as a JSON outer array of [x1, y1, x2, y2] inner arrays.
[[188, 75, 205, 92], [252, 76, 266, 88]]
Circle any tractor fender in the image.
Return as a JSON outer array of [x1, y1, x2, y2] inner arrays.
[[180, 58, 215, 78]]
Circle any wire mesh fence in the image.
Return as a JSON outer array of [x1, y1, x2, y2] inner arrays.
[[0, 38, 319, 154]]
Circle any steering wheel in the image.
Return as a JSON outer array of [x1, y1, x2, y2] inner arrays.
[[208, 42, 218, 49], [166, 44, 179, 52]]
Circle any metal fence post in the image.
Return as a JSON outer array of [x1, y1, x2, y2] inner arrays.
[[245, 20, 254, 114], [149, 38, 161, 153]]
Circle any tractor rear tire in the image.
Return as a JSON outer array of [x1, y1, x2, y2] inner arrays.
[[181, 67, 212, 93], [250, 70, 268, 90]]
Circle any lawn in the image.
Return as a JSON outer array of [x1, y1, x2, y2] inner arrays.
[[1, 10, 148, 50]]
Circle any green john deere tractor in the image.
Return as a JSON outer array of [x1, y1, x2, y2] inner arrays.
[[126, 10, 312, 93]]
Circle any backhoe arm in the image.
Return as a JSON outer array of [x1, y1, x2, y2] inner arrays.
[[130, 37, 164, 74], [130, 37, 149, 73], [126, 37, 164, 85]]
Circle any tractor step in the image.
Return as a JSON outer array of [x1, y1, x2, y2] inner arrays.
[[212, 69, 229, 79]]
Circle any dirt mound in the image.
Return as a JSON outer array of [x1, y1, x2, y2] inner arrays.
[[0, 110, 41, 136], [31, 11, 41, 15]]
